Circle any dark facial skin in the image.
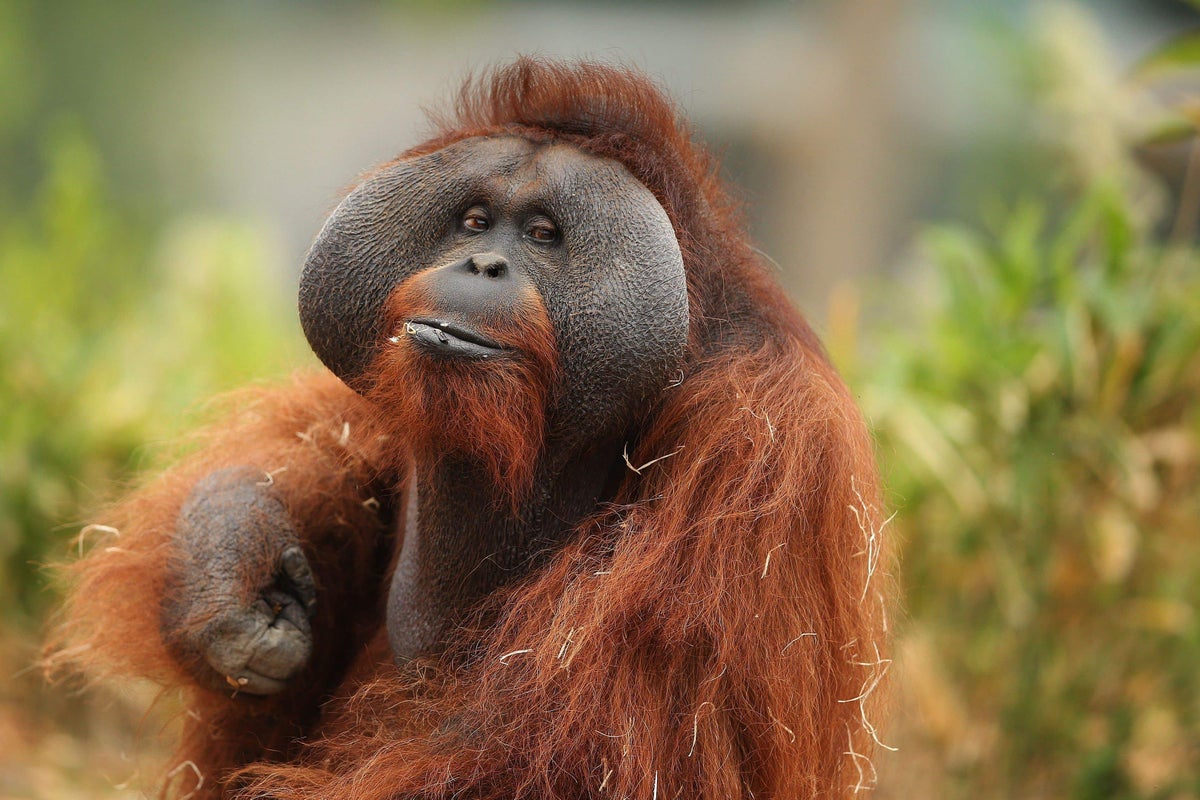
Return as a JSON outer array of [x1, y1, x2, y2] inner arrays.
[[300, 137, 689, 661], [302, 136, 688, 433]]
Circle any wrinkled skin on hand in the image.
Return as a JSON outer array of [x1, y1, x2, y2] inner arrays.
[[161, 467, 317, 695]]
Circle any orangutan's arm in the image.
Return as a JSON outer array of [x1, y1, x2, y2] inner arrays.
[[56, 370, 403, 772]]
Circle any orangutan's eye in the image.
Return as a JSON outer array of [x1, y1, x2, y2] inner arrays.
[[526, 217, 558, 243], [462, 207, 490, 233]]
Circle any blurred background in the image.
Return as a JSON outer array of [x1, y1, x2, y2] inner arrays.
[[1, 0, 1198, 797]]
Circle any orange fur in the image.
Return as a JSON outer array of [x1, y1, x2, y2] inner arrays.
[[364, 272, 559, 505], [51, 372, 405, 792], [54, 59, 891, 799], [238, 342, 891, 800]]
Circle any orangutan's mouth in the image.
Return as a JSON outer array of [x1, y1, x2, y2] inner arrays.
[[399, 318, 506, 359]]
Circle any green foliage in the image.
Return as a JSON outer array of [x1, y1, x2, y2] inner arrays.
[[0, 0, 36, 141], [864, 183, 1200, 797], [0, 124, 301, 626], [0, 5, 1195, 798], [1134, 29, 1200, 80]]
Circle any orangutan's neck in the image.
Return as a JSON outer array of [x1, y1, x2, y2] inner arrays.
[[386, 441, 620, 662]]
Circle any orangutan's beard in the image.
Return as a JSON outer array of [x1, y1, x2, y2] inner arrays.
[[361, 277, 559, 504]]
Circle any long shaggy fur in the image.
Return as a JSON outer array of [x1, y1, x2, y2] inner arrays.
[[365, 273, 559, 503], [53, 59, 891, 799], [51, 372, 403, 786]]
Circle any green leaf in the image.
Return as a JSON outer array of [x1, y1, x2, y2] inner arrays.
[[1133, 29, 1200, 79], [1138, 113, 1199, 146]]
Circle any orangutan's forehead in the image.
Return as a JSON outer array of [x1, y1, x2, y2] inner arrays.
[[420, 135, 627, 191]]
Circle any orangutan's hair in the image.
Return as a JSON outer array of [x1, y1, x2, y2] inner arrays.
[[53, 59, 892, 800]]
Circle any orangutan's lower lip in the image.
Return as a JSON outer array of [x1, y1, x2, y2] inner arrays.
[[399, 319, 505, 358]]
